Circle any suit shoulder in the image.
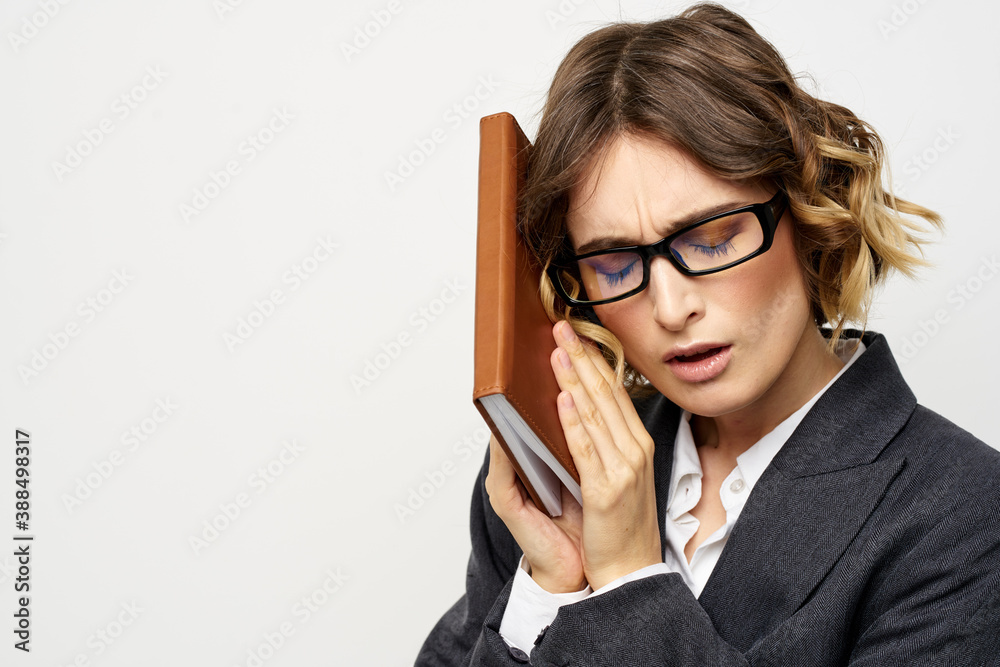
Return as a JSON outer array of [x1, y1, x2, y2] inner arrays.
[[889, 403, 1000, 500], [900, 404, 997, 457]]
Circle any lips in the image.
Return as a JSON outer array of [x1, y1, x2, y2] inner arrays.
[[664, 344, 732, 383]]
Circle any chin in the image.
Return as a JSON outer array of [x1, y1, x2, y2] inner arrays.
[[668, 389, 750, 418]]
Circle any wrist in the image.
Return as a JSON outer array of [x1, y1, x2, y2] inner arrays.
[[528, 563, 587, 594]]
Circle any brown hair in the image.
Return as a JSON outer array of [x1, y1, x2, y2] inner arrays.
[[520, 2, 941, 390]]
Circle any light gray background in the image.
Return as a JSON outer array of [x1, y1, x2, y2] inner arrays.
[[1, 0, 997, 664]]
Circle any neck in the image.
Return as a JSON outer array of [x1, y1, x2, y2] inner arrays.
[[690, 327, 848, 457]]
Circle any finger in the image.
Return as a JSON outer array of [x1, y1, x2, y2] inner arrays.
[[552, 322, 632, 460], [578, 337, 615, 383], [488, 434, 509, 475], [574, 330, 654, 453], [487, 435, 530, 511], [577, 339, 635, 417], [552, 322, 627, 428], [551, 483, 583, 548], [552, 387, 606, 483]]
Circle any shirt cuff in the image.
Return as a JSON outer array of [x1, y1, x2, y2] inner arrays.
[[591, 562, 673, 597], [498, 556, 592, 652]]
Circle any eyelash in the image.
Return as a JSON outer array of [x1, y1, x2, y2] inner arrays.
[[686, 238, 736, 257], [599, 262, 638, 286]]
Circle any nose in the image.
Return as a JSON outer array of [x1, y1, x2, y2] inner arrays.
[[647, 256, 704, 331]]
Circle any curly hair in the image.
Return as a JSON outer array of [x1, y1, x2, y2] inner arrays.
[[519, 2, 942, 391]]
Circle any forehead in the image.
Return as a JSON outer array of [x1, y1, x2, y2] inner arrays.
[[565, 134, 764, 249]]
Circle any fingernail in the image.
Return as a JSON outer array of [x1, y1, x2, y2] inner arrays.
[[559, 391, 575, 409], [559, 321, 576, 342], [558, 348, 572, 369]]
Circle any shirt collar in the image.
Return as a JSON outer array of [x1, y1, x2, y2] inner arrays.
[[666, 416, 703, 517]]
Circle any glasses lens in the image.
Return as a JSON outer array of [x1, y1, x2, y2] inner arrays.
[[668, 211, 764, 272], [564, 251, 644, 302]]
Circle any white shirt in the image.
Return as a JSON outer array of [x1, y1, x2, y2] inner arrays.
[[499, 337, 866, 651]]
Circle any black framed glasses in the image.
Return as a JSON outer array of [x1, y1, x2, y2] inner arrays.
[[547, 191, 788, 306]]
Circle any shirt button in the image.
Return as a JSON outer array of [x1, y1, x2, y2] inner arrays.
[[730, 478, 746, 493], [507, 646, 530, 663]]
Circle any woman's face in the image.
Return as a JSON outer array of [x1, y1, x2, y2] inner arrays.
[[566, 134, 823, 420]]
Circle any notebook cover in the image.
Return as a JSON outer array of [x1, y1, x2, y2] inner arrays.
[[472, 112, 580, 515]]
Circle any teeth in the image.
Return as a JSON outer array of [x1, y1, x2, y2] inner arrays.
[[678, 347, 716, 360]]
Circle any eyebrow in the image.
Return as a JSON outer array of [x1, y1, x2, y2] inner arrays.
[[572, 199, 747, 255]]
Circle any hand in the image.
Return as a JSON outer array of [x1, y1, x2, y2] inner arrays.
[[485, 435, 587, 593], [550, 319, 662, 591]]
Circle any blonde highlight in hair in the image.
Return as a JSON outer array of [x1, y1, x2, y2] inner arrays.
[[538, 261, 630, 386], [520, 3, 941, 390]]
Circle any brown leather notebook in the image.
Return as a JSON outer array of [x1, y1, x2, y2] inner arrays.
[[472, 112, 581, 517]]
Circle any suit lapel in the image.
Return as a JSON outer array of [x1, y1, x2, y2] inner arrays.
[[635, 389, 682, 549], [694, 331, 917, 649], [698, 454, 905, 650]]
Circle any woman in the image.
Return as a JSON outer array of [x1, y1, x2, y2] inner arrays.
[[418, 4, 1000, 665]]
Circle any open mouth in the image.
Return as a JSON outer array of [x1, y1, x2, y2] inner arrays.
[[674, 347, 725, 363], [665, 345, 732, 382]]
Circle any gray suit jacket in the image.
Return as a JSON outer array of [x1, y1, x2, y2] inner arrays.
[[417, 331, 1000, 665]]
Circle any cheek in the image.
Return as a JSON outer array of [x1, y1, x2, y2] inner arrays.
[[592, 301, 656, 369], [733, 280, 809, 344], [729, 227, 813, 338], [592, 301, 638, 342]]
